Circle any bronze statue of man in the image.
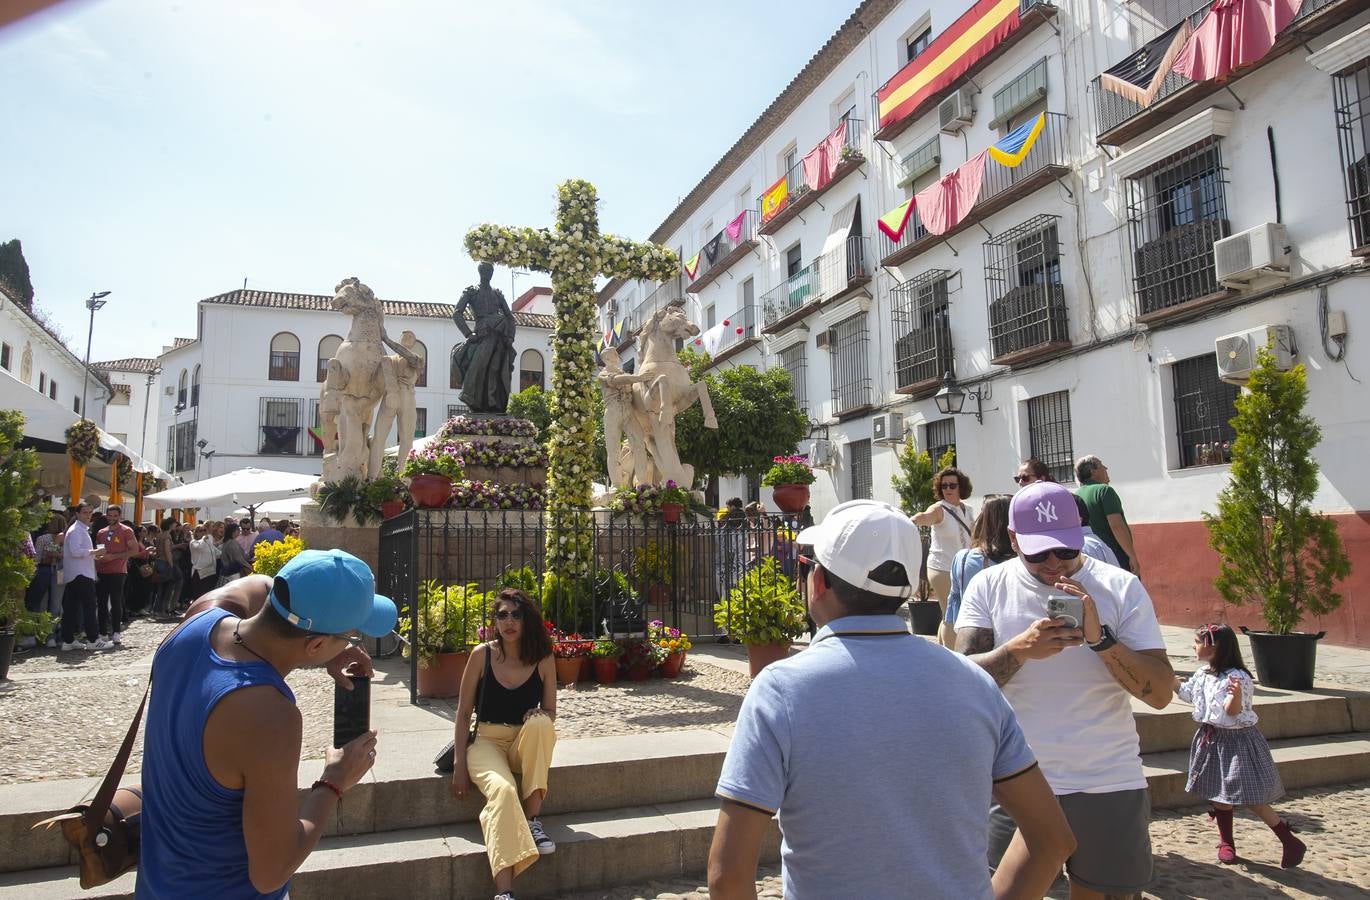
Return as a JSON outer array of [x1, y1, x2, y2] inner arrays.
[[451, 262, 518, 413]]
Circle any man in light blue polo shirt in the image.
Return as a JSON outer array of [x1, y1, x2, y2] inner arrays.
[[708, 500, 1075, 900]]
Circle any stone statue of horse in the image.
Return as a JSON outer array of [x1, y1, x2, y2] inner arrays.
[[627, 302, 718, 487], [320, 277, 390, 482]]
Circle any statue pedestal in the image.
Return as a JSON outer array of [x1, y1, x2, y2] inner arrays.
[[299, 500, 380, 572]]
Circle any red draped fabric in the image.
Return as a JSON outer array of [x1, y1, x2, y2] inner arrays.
[[914, 152, 988, 236], [1172, 0, 1301, 82]]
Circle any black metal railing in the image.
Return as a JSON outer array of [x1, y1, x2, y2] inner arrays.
[[763, 234, 868, 327], [690, 210, 758, 285], [985, 215, 1069, 359], [831, 311, 872, 415], [626, 278, 685, 336], [880, 205, 930, 262], [1334, 59, 1370, 252], [989, 283, 1070, 359], [259, 397, 305, 455], [711, 303, 758, 356], [378, 508, 808, 703], [268, 351, 300, 382], [891, 270, 954, 390], [757, 119, 866, 222], [777, 343, 808, 415], [1172, 353, 1240, 468], [1026, 390, 1074, 484]]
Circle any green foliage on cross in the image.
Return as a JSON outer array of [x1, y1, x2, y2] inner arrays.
[[464, 180, 678, 578], [0, 411, 44, 628]]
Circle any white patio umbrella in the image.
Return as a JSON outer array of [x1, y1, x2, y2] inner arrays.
[[143, 467, 316, 510], [231, 496, 310, 519]]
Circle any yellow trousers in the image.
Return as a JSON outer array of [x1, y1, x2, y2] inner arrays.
[[467, 716, 557, 878]]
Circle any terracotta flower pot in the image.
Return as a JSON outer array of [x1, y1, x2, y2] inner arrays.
[[416, 650, 470, 698], [746, 641, 791, 677], [579, 657, 593, 682], [659, 650, 686, 678], [771, 483, 809, 514], [661, 502, 683, 523], [555, 656, 582, 686], [380, 500, 405, 520], [408, 474, 452, 509], [592, 657, 621, 683], [627, 662, 653, 681]]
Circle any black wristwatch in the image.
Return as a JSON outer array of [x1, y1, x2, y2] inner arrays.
[[1088, 624, 1117, 653]]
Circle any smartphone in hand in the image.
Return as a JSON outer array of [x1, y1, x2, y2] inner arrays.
[[1046, 594, 1084, 629], [333, 675, 371, 748]]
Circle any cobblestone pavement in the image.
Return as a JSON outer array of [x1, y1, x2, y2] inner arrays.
[[558, 784, 1370, 899]]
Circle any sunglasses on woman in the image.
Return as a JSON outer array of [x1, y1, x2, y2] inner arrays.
[[797, 554, 816, 578], [940, 482, 960, 491], [1021, 547, 1081, 564], [1013, 475, 1034, 485], [495, 609, 524, 621]]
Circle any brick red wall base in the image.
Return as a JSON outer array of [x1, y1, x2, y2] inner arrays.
[[1132, 512, 1370, 649]]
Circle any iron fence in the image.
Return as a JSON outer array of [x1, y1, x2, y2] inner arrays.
[[379, 508, 808, 703]]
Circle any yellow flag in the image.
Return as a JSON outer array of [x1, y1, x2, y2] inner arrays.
[[761, 175, 789, 222]]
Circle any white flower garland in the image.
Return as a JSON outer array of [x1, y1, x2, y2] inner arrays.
[[465, 179, 678, 578]]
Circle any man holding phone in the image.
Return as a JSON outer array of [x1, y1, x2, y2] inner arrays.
[[955, 482, 1173, 900]]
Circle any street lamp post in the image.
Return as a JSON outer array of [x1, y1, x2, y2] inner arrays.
[[140, 365, 162, 458], [80, 291, 111, 421]]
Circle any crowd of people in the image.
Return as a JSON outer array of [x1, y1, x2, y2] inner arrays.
[[17, 507, 302, 652]]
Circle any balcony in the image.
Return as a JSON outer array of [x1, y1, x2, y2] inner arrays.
[[1092, 0, 1356, 146], [758, 119, 866, 237], [622, 278, 686, 343], [880, 112, 1069, 269], [761, 235, 871, 335], [891, 270, 955, 399], [705, 303, 760, 367], [985, 215, 1071, 366], [1134, 218, 1232, 322], [687, 210, 759, 293]]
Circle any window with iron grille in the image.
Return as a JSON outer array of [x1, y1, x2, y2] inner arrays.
[[1026, 391, 1074, 483], [1333, 59, 1370, 251], [991, 57, 1048, 129], [892, 269, 953, 390], [1172, 354, 1239, 468], [849, 438, 872, 500], [190, 365, 200, 407], [414, 408, 428, 439], [268, 333, 301, 381], [307, 398, 323, 456], [778, 343, 808, 415], [831, 313, 872, 416], [984, 215, 1068, 360], [925, 418, 956, 467], [166, 417, 197, 472], [259, 397, 304, 455], [1126, 140, 1230, 316]]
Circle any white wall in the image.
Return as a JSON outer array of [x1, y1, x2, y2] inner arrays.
[[0, 295, 110, 425], [100, 368, 160, 460]]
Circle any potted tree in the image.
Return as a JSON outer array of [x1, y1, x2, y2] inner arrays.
[[712, 556, 807, 676], [761, 455, 815, 514], [590, 635, 623, 683], [398, 579, 486, 698], [365, 474, 407, 520], [0, 411, 43, 682], [1204, 349, 1352, 690], [659, 480, 689, 523], [402, 442, 464, 508]]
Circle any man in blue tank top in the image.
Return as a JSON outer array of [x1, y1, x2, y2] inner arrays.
[[137, 549, 397, 899]]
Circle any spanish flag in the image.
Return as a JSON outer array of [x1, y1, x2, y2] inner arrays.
[[683, 252, 702, 280], [877, 198, 916, 242], [876, 0, 1022, 131], [760, 174, 789, 223], [987, 112, 1045, 168]]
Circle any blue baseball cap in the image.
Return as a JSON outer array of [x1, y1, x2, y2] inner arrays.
[[268, 549, 397, 637]]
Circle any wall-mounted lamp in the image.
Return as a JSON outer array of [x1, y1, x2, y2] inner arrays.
[[933, 372, 983, 425]]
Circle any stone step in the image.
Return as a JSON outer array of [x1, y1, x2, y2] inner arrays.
[[1144, 733, 1370, 808], [1133, 684, 1369, 754], [0, 798, 782, 900]]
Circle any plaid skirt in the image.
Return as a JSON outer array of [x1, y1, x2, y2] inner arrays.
[[1185, 724, 1284, 806]]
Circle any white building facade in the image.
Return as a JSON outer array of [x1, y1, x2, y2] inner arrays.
[[154, 288, 554, 482], [598, 0, 1370, 645], [1, 288, 110, 424], [92, 357, 162, 461]]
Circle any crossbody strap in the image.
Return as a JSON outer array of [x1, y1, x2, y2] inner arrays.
[[940, 502, 972, 539]]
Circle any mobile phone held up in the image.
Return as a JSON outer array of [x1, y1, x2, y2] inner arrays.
[[1046, 594, 1084, 630], [333, 675, 371, 749]]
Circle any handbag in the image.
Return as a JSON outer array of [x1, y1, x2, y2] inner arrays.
[[434, 642, 492, 774]]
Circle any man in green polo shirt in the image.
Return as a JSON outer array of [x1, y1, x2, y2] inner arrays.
[[1074, 455, 1140, 576]]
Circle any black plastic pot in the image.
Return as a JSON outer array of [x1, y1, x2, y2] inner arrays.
[[1240, 627, 1325, 691], [908, 600, 942, 636], [0, 631, 14, 683]]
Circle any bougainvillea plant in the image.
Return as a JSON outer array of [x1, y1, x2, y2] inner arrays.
[[761, 455, 816, 487], [465, 179, 677, 578]]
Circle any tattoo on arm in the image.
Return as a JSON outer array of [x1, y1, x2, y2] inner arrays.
[[956, 627, 1022, 688], [1098, 646, 1174, 708]]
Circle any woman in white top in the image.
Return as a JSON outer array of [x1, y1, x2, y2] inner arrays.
[[187, 525, 221, 603], [911, 466, 974, 648]]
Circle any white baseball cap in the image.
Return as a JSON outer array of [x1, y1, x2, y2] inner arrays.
[[795, 500, 923, 598]]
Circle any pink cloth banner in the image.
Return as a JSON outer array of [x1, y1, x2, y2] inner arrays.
[[823, 119, 849, 180], [725, 210, 747, 243], [914, 151, 987, 236], [802, 144, 827, 192], [1172, 0, 1300, 82]]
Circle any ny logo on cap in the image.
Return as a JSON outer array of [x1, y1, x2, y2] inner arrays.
[[1035, 501, 1058, 524]]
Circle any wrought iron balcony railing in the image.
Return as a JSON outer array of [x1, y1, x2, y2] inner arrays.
[[761, 234, 869, 328]]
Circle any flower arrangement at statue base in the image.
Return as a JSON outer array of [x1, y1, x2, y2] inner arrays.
[[451, 439, 549, 484], [403, 441, 465, 508], [252, 536, 308, 576], [608, 481, 693, 520], [447, 480, 545, 511], [436, 415, 538, 442]]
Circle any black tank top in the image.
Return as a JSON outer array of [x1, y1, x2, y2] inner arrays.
[[477, 645, 544, 725]]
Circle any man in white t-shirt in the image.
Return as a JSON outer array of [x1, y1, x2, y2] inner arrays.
[[955, 481, 1173, 899]]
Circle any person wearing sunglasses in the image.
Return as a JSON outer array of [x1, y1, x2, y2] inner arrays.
[[138, 549, 396, 900], [1012, 458, 1051, 488], [710, 500, 1074, 900], [954, 481, 1172, 900], [451, 588, 558, 900], [911, 466, 975, 649]]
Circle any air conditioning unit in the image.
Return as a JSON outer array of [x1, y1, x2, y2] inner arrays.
[[815, 328, 836, 351], [1214, 324, 1295, 384], [1215, 223, 1291, 288], [607, 298, 620, 316], [872, 412, 905, 444], [163, 386, 174, 396], [938, 88, 976, 134], [801, 438, 834, 468]]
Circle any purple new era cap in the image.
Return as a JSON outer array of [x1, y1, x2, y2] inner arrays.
[[1009, 482, 1084, 556]]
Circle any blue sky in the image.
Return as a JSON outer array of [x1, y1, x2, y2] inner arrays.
[[1, 0, 854, 363]]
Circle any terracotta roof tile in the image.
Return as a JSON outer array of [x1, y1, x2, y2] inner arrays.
[[92, 357, 161, 374], [201, 289, 555, 330]]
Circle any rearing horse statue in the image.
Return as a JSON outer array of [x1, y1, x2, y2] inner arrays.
[[319, 278, 391, 482], [626, 302, 718, 488]]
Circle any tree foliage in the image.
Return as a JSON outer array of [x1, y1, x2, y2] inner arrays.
[[0, 239, 35, 309], [674, 350, 808, 485], [892, 438, 956, 516], [1203, 350, 1351, 634], [1, 411, 45, 627], [508, 385, 606, 482]]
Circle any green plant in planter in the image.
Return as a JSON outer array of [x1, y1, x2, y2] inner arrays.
[[397, 579, 488, 664], [590, 635, 623, 658], [0, 411, 43, 633], [892, 439, 956, 517], [15, 610, 54, 641], [713, 556, 806, 645], [364, 474, 405, 508], [1203, 349, 1351, 634], [316, 475, 379, 526]]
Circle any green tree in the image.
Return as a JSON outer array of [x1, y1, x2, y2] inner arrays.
[[1203, 349, 1351, 634], [0, 411, 44, 629], [0, 239, 35, 309], [508, 385, 606, 482], [674, 350, 808, 486], [892, 438, 956, 516]]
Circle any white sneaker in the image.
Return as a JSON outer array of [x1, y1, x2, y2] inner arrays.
[[527, 817, 555, 855], [89, 639, 115, 651], [60, 641, 87, 651], [45, 637, 57, 649], [111, 632, 122, 645]]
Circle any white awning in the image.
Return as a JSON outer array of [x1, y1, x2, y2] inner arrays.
[[820, 196, 861, 297], [144, 467, 315, 510]]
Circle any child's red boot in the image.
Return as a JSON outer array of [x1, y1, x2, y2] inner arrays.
[[1271, 820, 1306, 869]]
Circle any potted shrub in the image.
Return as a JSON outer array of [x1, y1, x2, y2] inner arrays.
[[365, 474, 407, 520], [1204, 349, 1352, 690], [659, 480, 689, 524], [713, 556, 806, 676], [623, 636, 666, 681], [631, 540, 674, 609], [649, 620, 692, 678], [590, 635, 623, 683], [552, 630, 592, 686], [252, 535, 308, 576], [762, 455, 816, 514], [402, 442, 465, 508], [397, 579, 486, 697]]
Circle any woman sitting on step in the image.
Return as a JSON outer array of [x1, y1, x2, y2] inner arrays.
[[451, 588, 558, 900]]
